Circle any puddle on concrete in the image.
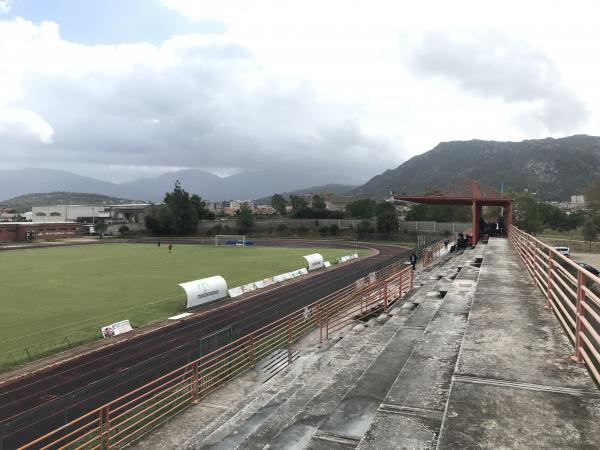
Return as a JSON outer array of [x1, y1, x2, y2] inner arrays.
[[203, 402, 281, 449], [320, 396, 379, 440], [355, 305, 384, 322], [274, 422, 318, 450]]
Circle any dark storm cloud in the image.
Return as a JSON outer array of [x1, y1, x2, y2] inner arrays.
[[410, 30, 589, 133], [3, 36, 392, 180]]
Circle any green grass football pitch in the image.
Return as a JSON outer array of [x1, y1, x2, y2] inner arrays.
[[0, 243, 365, 369]]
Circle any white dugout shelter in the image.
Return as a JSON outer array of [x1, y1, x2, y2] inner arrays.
[[179, 275, 228, 309], [303, 253, 324, 271]]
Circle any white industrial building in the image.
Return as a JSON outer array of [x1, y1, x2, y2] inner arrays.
[[31, 204, 149, 231]]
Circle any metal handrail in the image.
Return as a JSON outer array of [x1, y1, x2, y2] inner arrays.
[[509, 226, 600, 388]]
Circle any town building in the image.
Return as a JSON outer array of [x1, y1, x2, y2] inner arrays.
[[32, 205, 110, 223], [30, 204, 149, 231]]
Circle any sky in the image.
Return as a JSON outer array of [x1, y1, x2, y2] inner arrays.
[[0, 0, 599, 183]]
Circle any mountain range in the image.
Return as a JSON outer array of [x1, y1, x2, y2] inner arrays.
[[0, 168, 361, 203], [254, 184, 357, 204], [3, 135, 600, 204], [352, 134, 600, 201]]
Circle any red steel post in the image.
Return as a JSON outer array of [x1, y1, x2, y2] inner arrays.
[[249, 333, 256, 367], [191, 362, 199, 404], [399, 270, 403, 297], [103, 405, 111, 450], [383, 282, 388, 312], [287, 317, 293, 365], [317, 303, 323, 343], [545, 252, 554, 310], [98, 408, 103, 449], [571, 270, 585, 363]]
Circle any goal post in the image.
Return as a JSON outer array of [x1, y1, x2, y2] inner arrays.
[[215, 234, 246, 246]]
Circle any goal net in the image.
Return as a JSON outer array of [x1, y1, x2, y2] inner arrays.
[[215, 234, 246, 246]]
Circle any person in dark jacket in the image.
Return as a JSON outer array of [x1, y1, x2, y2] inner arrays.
[[410, 253, 417, 271]]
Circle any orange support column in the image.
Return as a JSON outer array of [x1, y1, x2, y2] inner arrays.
[[471, 201, 478, 245]]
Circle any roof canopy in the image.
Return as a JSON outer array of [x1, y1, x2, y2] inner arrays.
[[393, 180, 512, 207]]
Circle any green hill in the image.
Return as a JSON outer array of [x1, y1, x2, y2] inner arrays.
[[0, 192, 136, 213]]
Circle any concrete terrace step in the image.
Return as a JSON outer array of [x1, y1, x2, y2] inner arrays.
[[234, 252, 472, 450], [356, 250, 482, 450], [188, 323, 389, 449]]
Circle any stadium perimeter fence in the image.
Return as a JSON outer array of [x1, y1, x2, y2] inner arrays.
[[0, 239, 448, 450]]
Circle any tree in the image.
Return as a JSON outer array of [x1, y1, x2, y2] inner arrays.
[[511, 191, 543, 234], [145, 204, 176, 235], [585, 179, 600, 213], [163, 180, 198, 234], [345, 199, 376, 219], [94, 222, 108, 237], [190, 194, 215, 221], [290, 195, 308, 213], [424, 186, 444, 196], [270, 194, 287, 215], [377, 211, 399, 234], [312, 194, 326, 211], [236, 202, 254, 233], [374, 201, 395, 216], [582, 217, 598, 251], [318, 225, 329, 236]]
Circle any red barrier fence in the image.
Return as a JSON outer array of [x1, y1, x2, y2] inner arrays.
[[18, 259, 417, 449], [422, 235, 456, 267], [510, 226, 600, 387]]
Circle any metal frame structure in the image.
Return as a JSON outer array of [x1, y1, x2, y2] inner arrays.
[[15, 239, 453, 450], [394, 180, 513, 246], [510, 226, 600, 386]]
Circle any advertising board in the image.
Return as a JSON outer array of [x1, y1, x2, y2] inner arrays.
[[228, 286, 244, 298], [101, 319, 133, 338]]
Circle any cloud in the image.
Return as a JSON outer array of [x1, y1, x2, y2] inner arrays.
[[0, 1, 11, 14], [409, 29, 589, 134], [0, 18, 393, 181], [0, 108, 54, 143]]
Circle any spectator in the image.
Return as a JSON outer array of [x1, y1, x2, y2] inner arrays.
[[410, 252, 417, 271]]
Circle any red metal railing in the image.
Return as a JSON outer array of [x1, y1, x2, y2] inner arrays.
[[422, 236, 456, 267], [510, 226, 600, 387], [322, 265, 413, 338], [17, 258, 423, 449]]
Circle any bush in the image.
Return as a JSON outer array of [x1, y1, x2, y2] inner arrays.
[[278, 224, 288, 231], [118, 225, 129, 236], [358, 221, 370, 233], [318, 225, 329, 236], [298, 225, 308, 233], [329, 224, 339, 235]]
